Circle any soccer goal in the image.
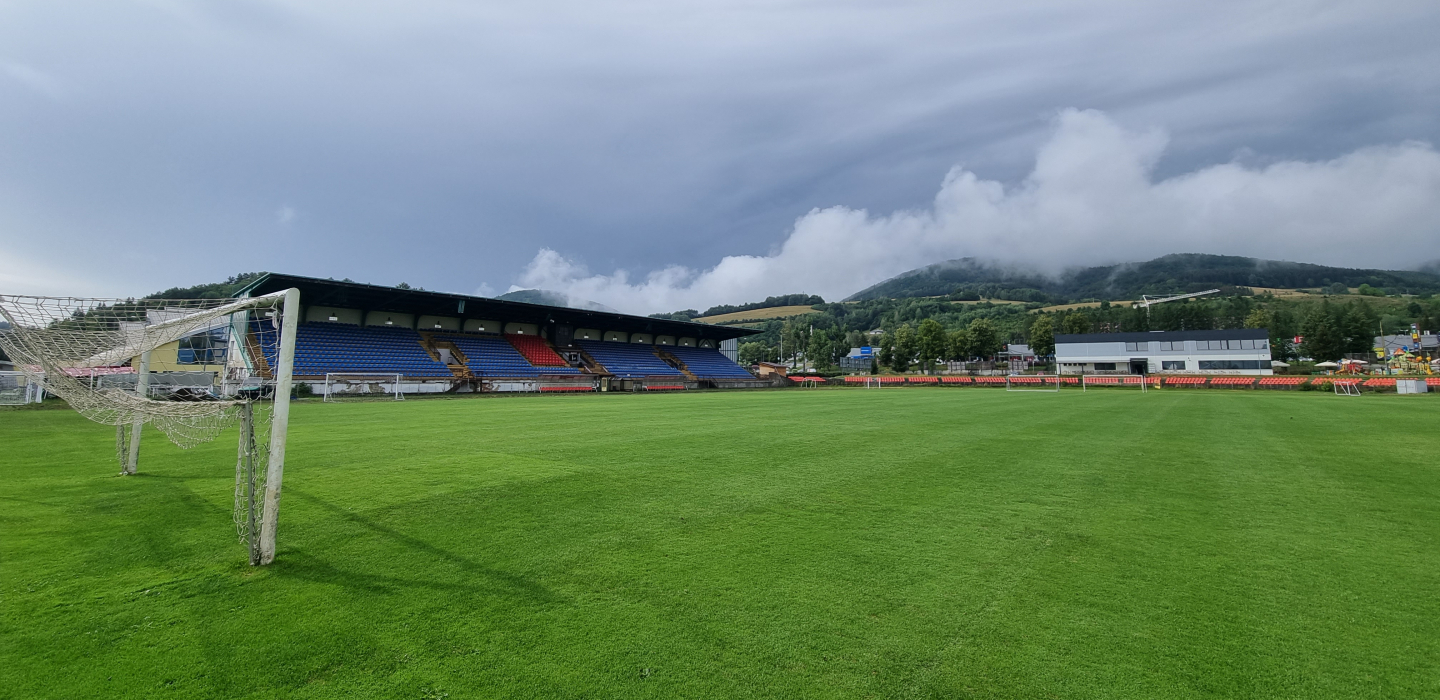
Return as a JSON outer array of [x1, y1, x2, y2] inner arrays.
[[324, 373, 404, 401], [1081, 374, 1148, 393], [1333, 380, 1361, 396], [0, 289, 299, 566], [0, 370, 43, 404], [1006, 374, 1061, 392]]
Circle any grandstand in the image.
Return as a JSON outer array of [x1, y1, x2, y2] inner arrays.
[[231, 273, 766, 394]]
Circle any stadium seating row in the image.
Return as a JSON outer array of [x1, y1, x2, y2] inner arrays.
[[828, 375, 1440, 389], [293, 323, 451, 377], [439, 334, 579, 377], [666, 346, 755, 379], [577, 341, 683, 379], [507, 334, 570, 367]]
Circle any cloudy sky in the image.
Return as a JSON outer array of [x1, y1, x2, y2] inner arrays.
[[2, 1, 1438, 312]]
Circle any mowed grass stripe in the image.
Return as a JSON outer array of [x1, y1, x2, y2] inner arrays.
[[1, 390, 1436, 698]]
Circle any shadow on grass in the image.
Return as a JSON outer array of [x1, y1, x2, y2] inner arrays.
[[279, 488, 562, 604]]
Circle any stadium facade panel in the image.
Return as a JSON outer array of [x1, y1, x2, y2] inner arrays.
[[1055, 328, 1273, 375]]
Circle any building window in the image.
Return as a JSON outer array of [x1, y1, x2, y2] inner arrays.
[[177, 328, 228, 365], [1159, 341, 1182, 351], [1094, 362, 1117, 371], [1162, 360, 1186, 370], [1125, 342, 1146, 352], [1199, 360, 1263, 370]]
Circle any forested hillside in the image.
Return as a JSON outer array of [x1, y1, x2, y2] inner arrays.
[[846, 254, 1440, 302], [731, 291, 1439, 372]]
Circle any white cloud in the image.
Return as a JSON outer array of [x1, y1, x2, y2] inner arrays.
[[276, 206, 296, 225], [516, 109, 1440, 315]]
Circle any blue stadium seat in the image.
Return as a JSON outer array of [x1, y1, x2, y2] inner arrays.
[[437, 333, 580, 378], [576, 341, 684, 379], [290, 323, 451, 377], [666, 346, 755, 380]]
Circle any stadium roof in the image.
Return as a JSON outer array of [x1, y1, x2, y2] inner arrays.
[[1055, 328, 1268, 343], [235, 273, 760, 342]]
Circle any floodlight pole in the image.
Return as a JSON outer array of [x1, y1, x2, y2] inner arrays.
[[124, 349, 152, 475], [258, 288, 300, 566]]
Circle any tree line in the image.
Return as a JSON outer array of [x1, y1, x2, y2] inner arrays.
[[731, 291, 1439, 371]]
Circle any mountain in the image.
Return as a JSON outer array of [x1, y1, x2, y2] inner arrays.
[[496, 289, 619, 313], [845, 254, 1440, 302]]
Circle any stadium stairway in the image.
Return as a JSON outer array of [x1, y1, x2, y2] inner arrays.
[[417, 333, 474, 378], [575, 347, 609, 375], [245, 321, 274, 378], [653, 348, 699, 381], [576, 341, 685, 379], [292, 323, 453, 378], [665, 345, 756, 380]]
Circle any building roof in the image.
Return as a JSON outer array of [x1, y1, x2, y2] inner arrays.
[[1055, 328, 1268, 344], [235, 273, 760, 342], [1374, 333, 1438, 351]]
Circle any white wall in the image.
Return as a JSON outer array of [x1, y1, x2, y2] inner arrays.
[[418, 315, 460, 331], [1056, 337, 1273, 374], [365, 311, 414, 328]]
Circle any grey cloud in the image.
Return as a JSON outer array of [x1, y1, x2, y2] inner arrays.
[[518, 109, 1440, 313], [0, 1, 1436, 299]]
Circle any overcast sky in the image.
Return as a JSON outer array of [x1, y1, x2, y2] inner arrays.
[[2, 1, 1438, 312]]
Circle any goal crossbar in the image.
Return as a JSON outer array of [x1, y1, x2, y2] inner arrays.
[[0, 288, 301, 566], [323, 373, 405, 401]]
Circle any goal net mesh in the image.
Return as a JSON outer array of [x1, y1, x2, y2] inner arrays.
[[0, 291, 290, 559]]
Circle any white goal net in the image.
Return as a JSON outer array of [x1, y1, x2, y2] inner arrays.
[[0, 370, 42, 405], [324, 373, 404, 401], [1006, 374, 1061, 392], [0, 289, 299, 565]]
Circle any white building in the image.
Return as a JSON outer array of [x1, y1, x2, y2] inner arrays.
[[1055, 329, 1273, 375]]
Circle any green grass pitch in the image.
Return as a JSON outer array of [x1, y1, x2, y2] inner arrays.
[[2, 389, 1438, 698]]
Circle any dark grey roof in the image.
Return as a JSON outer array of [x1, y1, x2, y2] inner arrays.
[[1375, 334, 1438, 351], [234, 273, 759, 341], [1056, 328, 1268, 343]]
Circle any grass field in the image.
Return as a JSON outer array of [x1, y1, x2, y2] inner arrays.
[[3, 389, 1438, 698], [694, 305, 820, 324]]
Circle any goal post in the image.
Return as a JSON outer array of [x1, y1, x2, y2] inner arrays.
[[1006, 374, 1061, 392], [1081, 374, 1148, 393], [323, 373, 405, 401], [0, 370, 43, 405], [0, 288, 300, 566]]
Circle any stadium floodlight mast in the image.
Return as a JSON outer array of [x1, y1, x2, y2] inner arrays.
[[0, 288, 300, 566], [1138, 289, 1221, 319]]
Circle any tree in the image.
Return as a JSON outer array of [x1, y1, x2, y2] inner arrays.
[[1356, 283, 1383, 296], [738, 342, 769, 366], [1061, 312, 1092, 335], [808, 329, 835, 371], [1243, 308, 1270, 329], [877, 331, 895, 370], [947, 329, 971, 361], [916, 319, 947, 373], [967, 318, 1001, 359], [891, 324, 916, 372], [1028, 315, 1055, 358], [1299, 303, 1345, 362]]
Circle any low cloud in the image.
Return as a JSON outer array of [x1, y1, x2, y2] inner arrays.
[[516, 109, 1440, 315]]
